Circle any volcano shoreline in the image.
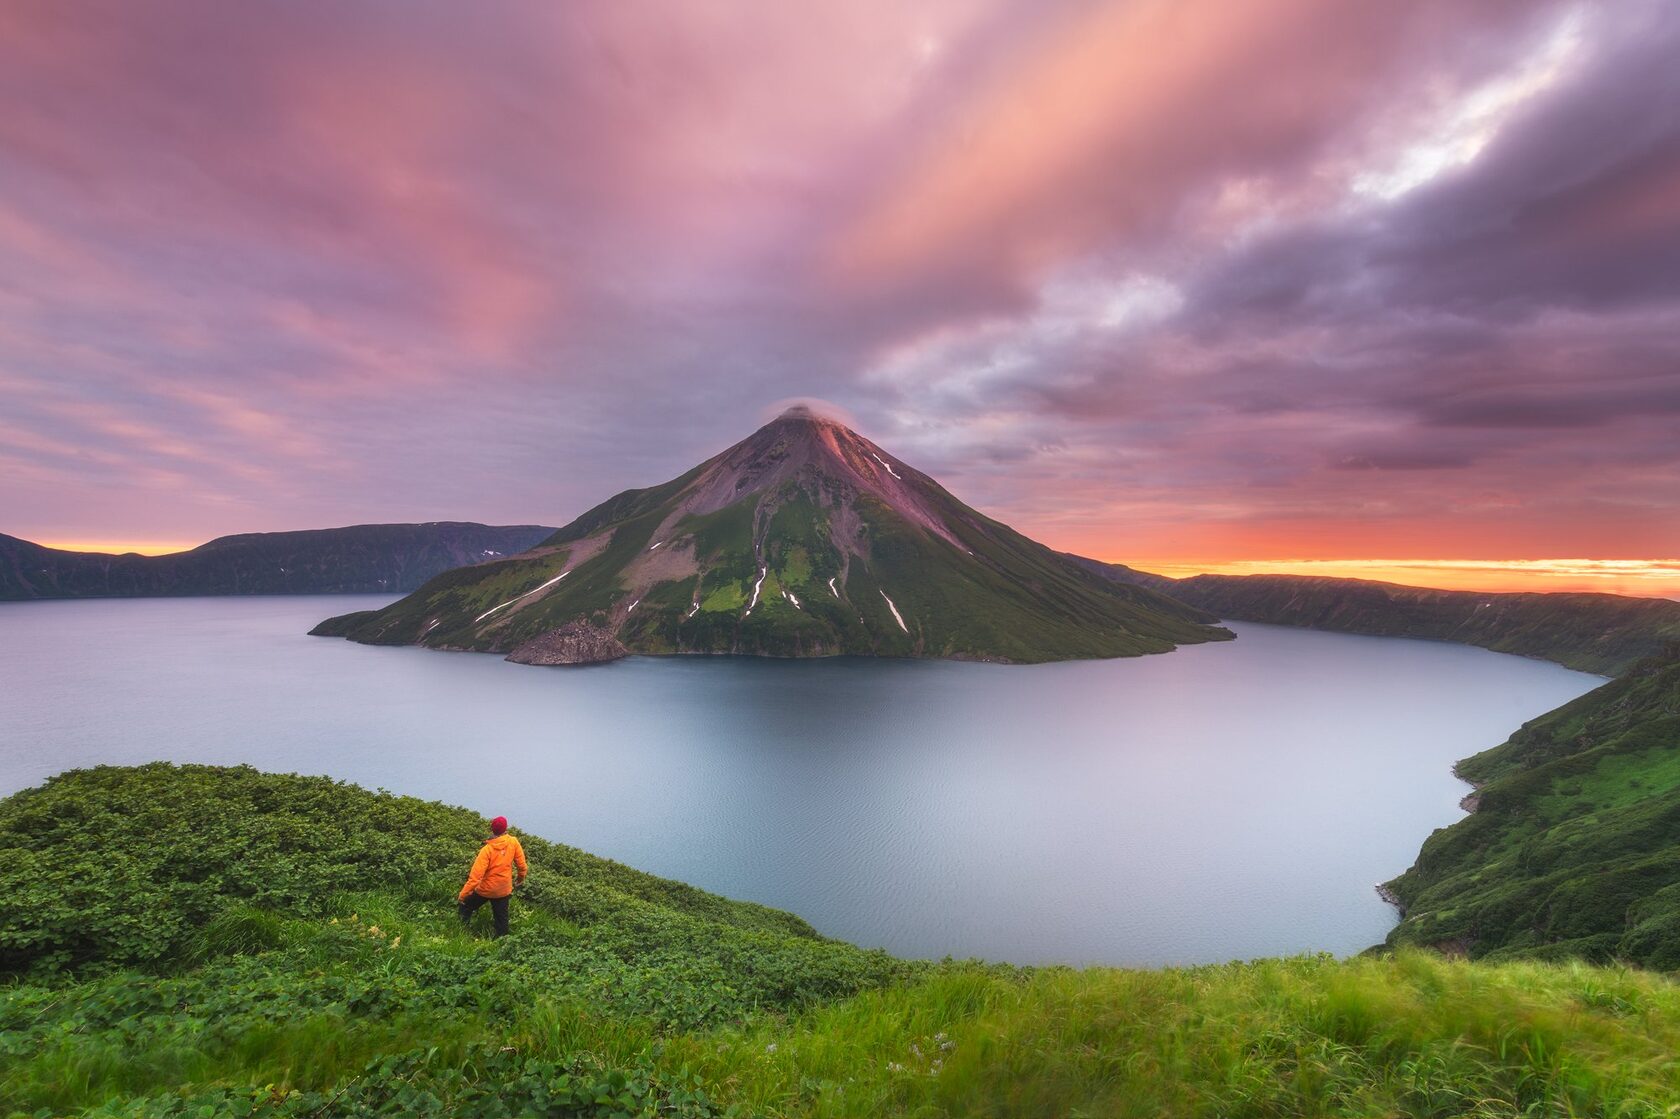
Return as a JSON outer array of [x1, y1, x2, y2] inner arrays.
[[310, 409, 1232, 665]]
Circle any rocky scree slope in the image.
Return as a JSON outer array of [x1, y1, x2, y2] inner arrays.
[[313, 409, 1229, 663]]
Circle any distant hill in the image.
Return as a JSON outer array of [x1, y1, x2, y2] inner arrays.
[[1075, 561, 1680, 676], [314, 408, 1230, 663], [0, 523, 557, 600]]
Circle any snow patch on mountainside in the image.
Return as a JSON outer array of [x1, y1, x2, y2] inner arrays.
[[475, 570, 570, 623], [745, 566, 767, 614], [880, 590, 908, 633]]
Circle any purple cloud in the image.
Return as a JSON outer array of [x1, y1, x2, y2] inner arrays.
[[0, 0, 1675, 572]]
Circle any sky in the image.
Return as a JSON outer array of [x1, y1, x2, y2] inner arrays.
[[2, 0, 1678, 596]]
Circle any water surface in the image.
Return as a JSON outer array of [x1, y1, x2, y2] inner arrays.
[[0, 596, 1603, 965]]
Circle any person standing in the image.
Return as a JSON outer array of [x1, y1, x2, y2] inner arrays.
[[457, 815, 527, 937]]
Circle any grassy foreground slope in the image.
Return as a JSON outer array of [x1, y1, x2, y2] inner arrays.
[[1385, 648, 1680, 967], [5, 766, 1680, 1117]]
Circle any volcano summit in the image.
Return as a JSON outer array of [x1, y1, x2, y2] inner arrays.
[[312, 408, 1230, 663]]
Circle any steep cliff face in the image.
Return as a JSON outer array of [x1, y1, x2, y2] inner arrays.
[[0, 523, 558, 600], [314, 408, 1230, 663]]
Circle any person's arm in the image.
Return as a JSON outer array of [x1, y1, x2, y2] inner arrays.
[[514, 838, 528, 885], [459, 846, 490, 901]]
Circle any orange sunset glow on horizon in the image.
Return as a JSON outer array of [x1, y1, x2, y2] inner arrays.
[[1133, 559, 1680, 600], [29, 531, 1680, 601], [3, 1, 1679, 594]]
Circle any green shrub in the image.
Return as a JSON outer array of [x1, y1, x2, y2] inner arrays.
[[6, 765, 1680, 1118]]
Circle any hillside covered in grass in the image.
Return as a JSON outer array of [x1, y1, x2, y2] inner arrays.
[[1080, 562, 1680, 676], [1385, 647, 1680, 967], [5, 765, 1680, 1117]]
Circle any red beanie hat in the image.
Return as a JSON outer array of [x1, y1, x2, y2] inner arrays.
[[490, 816, 508, 835]]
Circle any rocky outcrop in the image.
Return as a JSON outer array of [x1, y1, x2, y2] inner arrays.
[[506, 622, 628, 666]]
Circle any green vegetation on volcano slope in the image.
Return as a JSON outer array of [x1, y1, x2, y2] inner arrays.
[[1384, 648, 1680, 968], [316, 483, 1227, 663], [6, 766, 1680, 1117], [314, 412, 1231, 663], [1078, 562, 1680, 676], [850, 493, 1233, 663]]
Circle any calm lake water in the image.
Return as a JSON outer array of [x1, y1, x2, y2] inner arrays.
[[0, 595, 1603, 966]]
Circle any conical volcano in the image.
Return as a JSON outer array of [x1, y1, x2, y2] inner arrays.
[[312, 407, 1230, 663]]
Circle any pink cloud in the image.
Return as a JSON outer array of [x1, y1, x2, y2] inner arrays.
[[0, 0, 1676, 574], [826, 0, 1547, 291]]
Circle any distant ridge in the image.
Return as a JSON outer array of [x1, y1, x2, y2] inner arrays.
[[313, 408, 1231, 663], [0, 523, 557, 600], [1074, 559, 1680, 676]]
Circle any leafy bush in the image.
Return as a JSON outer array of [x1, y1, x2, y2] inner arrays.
[[0, 763, 841, 976], [7, 765, 1680, 1117]]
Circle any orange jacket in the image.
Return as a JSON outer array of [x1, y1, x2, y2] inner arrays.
[[459, 833, 527, 900]]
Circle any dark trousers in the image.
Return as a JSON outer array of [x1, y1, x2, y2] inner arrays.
[[458, 892, 510, 937]]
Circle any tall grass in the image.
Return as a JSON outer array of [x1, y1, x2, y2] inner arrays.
[[10, 950, 1679, 1117], [645, 953, 1680, 1117], [7, 765, 1678, 1117]]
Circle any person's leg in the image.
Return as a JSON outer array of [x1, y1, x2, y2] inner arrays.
[[490, 895, 510, 937], [458, 893, 487, 927]]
